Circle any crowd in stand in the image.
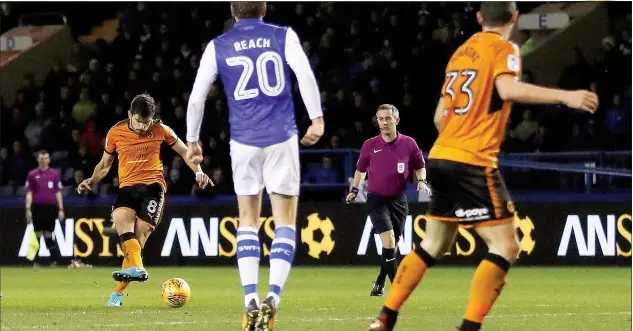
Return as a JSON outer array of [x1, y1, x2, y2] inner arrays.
[[0, 2, 630, 198]]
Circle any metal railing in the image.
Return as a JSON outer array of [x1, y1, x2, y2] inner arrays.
[[299, 149, 632, 193]]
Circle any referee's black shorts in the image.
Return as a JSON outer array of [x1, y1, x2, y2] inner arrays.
[[366, 194, 409, 240], [32, 204, 58, 232]]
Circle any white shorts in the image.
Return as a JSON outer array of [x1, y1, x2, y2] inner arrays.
[[229, 135, 300, 196]]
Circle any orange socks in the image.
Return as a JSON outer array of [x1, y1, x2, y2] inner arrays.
[[113, 257, 131, 294], [461, 253, 511, 330], [119, 232, 143, 268]]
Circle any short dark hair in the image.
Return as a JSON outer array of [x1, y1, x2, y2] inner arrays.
[[37, 149, 49, 156], [231, 1, 266, 19], [129, 94, 156, 118], [376, 104, 400, 118], [480, 2, 516, 27]]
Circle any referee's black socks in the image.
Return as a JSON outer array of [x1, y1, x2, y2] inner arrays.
[[43, 236, 61, 262], [375, 247, 398, 285], [383, 248, 398, 283]]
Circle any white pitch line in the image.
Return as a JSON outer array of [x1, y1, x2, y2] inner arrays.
[[487, 311, 631, 319]]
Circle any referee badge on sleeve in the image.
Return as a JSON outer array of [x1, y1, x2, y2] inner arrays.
[[397, 162, 405, 174]]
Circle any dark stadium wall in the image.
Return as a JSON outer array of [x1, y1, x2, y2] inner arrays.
[[0, 201, 630, 266]]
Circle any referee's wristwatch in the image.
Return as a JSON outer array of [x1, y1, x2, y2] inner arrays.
[[418, 179, 428, 184], [349, 187, 359, 195]]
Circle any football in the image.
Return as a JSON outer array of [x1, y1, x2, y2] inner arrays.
[[161, 278, 191, 308]]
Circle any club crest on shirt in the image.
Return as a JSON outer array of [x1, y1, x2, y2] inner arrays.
[[397, 162, 405, 174], [146, 131, 154, 139]]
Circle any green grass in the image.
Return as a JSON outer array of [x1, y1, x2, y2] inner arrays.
[[0, 266, 630, 330]]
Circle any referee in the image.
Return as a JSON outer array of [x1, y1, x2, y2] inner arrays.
[[25, 150, 65, 266], [346, 104, 431, 296]]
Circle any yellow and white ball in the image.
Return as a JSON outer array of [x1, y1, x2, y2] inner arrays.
[[161, 278, 191, 308]]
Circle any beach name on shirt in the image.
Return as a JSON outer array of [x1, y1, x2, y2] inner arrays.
[[234, 38, 271, 52]]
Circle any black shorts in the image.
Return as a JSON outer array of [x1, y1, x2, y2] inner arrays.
[[426, 159, 515, 227], [367, 194, 409, 239], [32, 205, 58, 232], [113, 183, 165, 228]]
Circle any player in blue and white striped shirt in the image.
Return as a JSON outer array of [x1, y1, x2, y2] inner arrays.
[[185, 2, 324, 330]]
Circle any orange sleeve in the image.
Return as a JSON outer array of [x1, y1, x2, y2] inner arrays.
[[493, 42, 521, 80], [161, 124, 179, 146], [104, 128, 117, 154]]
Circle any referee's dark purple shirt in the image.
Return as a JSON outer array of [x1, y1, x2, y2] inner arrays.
[[357, 133, 425, 197], [25, 168, 62, 205]]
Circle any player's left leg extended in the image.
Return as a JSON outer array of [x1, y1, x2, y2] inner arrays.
[[109, 220, 155, 306], [458, 222, 519, 331], [111, 208, 148, 283]]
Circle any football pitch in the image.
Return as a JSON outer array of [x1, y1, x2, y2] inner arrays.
[[0, 266, 630, 330]]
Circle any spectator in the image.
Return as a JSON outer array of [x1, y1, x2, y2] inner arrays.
[[532, 125, 557, 152], [67, 43, 88, 73], [56, 86, 75, 115], [24, 102, 52, 150], [70, 143, 96, 175], [17, 73, 39, 104], [71, 169, 87, 195], [167, 168, 190, 195], [6, 141, 34, 185], [72, 88, 96, 126], [619, 29, 632, 56], [508, 109, 539, 150], [303, 157, 339, 184], [171, 105, 187, 139], [44, 60, 69, 97], [558, 47, 592, 90], [329, 135, 341, 149], [79, 120, 105, 157], [210, 167, 231, 194], [107, 176, 120, 196], [432, 17, 451, 45], [604, 94, 629, 149]]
